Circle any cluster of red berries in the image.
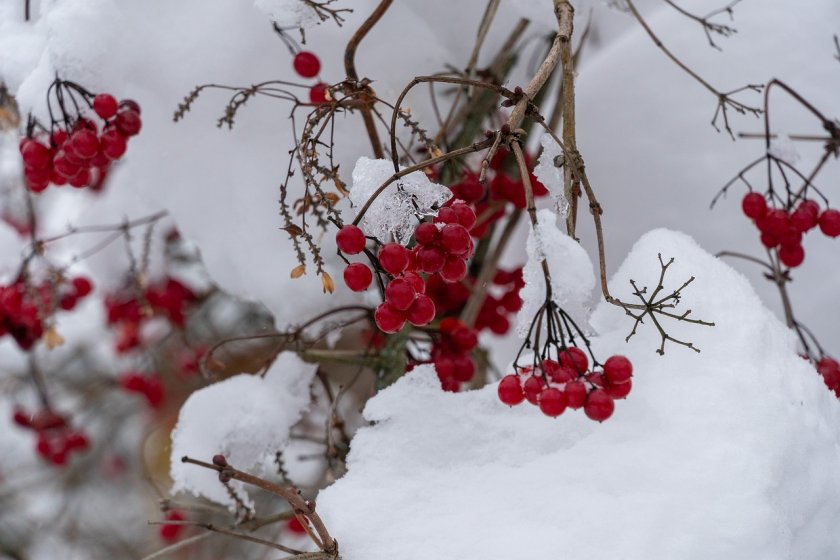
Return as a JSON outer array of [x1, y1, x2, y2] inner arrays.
[[741, 193, 840, 268], [12, 408, 89, 466], [428, 318, 479, 390], [291, 50, 329, 104], [817, 356, 840, 398], [105, 277, 198, 353], [498, 350, 633, 422], [118, 372, 165, 408], [0, 276, 94, 350], [159, 510, 186, 543], [20, 95, 141, 193]]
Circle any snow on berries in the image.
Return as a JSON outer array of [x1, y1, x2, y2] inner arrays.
[[19, 79, 141, 193]]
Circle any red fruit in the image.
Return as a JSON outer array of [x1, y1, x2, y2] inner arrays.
[[451, 203, 477, 229], [71, 129, 99, 159], [544, 361, 575, 383], [819, 209, 840, 237], [59, 293, 78, 310], [452, 355, 476, 382], [603, 355, 633, 384], [440, 256, 467, 283], [343, 263, 373, 291], [416, 246, 445, 274], [293, 51, 321, 78], [20, 139, 52, 169], [100, 129, 127, 160], [160, 510, 185, 542], [116, 110, 142, 136], [51, 129, 69, 148], [385, 278, 417, 311], [605, 378, 632, 400], [756, 209, 788, 237], [791, 200, 820, 232], [434, 207, 459, 224], [378, 243, 410, 275], [119, 99, 141, 114], [565, 381, 587, 409], [538, 388, 568, 417], [287, 517, 307, 535], [72, 277, 93, 297], [406, 294, 435, 326], [69, 167, 91, 188], [336, 225, 366, 254], [501, 291, 523, 312], [402, 271, 426, 294], [741, 192, 767, 219], [414, 222, 440, 246], [523, 375, 545, 405], [309, 83, 329, 104], [584, 389, 615, 422], [760, 232, 779, 249], [778, 244, 804, 268], [143, 376, 165, 408], [434, 356, 456, 379], [64, 431, 90, 451], [12, 408, 31, 428], [452, 327, 478, 352], [489, 314, 510, 335], [53, 153, 80, 179], [440, 224, 472, 256], [778, 226, 802, 248], [375, 303, 405, 333], [93, 94, 118, 119], [31, 410, 66, 431], [498, 375, 525, 406], [558, 347, 588, 374]]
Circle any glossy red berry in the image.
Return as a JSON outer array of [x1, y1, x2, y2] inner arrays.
[[439, 256, 467, 282], [434, 207, 459, 224], [819, 209, 840, 237], [385, 278, 416, 311], [522, 375, 545, 405], [378, 243, 410, 275], [605, 378, 632, 400], [406, 294, 435, 326], [116, 110, 142, 136], [72, 277, 93, 297], [343, 263, 373, 291], [20, 139, 51, 169], [498, 375, 525, 406], [71, 129, 99, 159], [452, 327, 478, 352], [375, 303, 405, 333], [414, 222, 440, 245], [336, 225, 366, 254], [538, 388, 568, 417], [101, 129, 127, 160], [287, 517, 307, 534], [416, 246, 445, 274], [293, 51, 321, 78], [778, 244, 804, 268], [120, 99, 141, 114], [791, 200, 820, 232], [402, 271, 425, 294], [565, 380, 587, 409], [309, 83, 329, 104], [584, 389, 615, 422], [451, 203, 477, 229], [160, 510, 185, 542], [440, 224, 471, 255], [558, 347, 588, 374], [93, 93, 119, 119], [741, 192, 767, 219], [756, 209, 788, 237], [603, 355, 632, 384]]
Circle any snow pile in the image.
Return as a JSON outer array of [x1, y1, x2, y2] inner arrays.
[[516, 208, 595, 336], [533, 133, 569, 216], [768, 133, 801, 166], [318, 229, 840, 560], [349, 157, 452, 244], [253, 0, 322, 28], [170, 352, 316, 509]]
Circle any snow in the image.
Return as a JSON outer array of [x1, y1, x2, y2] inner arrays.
[[768, 133, 801, 166], [348, 156, 452, 245], [254, 0, 322, 28], [516, 208, 595, 336], [533, 133, 569, 216], [318, 229, 840, 560], [169, 351, 316, 509]]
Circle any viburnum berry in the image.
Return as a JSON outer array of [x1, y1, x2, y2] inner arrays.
[[522, 375, 545, 405], [741, 192, 767, 219], [603, 355, 632, 384], [385, 278, 416, 311], [440, 256, 467, 282], [402, 271, 425, 294], [93, 93, 118, 119], [71, 129, 99, 159], [498, 375, 525, 406], [604, 378, 633, 400], [414, 222, 440, 245], [72, 276, 94, 297], [116, 109, 142, 137], [293, 51, 321, 78], [378, 243, 410, 275], [416, 246, 445, 274], [101, 128, 127, 160], [565, 380, 587, 409], [544, 361, 575, 383], [819, 209, 840, 237], [450, 203, 477, 229], [558, 347, 588, 373], [452, 355, 476, 382], [584, 389, 615, 422], [760, 232, 779, 249], [336, 224, 366, 254], [343, 263, 372, 292], [791, 200, 820, 232], [756, 209, 788, 237], [287, 517, 308, 535], [375, 303, 406, 333], [440, 224, 471, 255], [434, 207, 458, 224], [160, 510, 186, 542], [538, 388, 568, 417], [778, 244, 805, 268], [406, 294, 435, 326], [20, 139, 51, 169], [309, 83, 329, 104]]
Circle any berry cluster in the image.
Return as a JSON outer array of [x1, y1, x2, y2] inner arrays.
[[817, 356, 840, 398], [498, 350, 633, 422], [429, 318, 479, 390], [0, 276, 94, 350], [12, 408, 89, 466], [119, 372, 165, 408], [741, 193, 840, 268], [290, 50, 329, 104], [21, 80, 141, 193]]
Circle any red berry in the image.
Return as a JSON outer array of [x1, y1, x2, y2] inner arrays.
[[336, 225, 366, 254], [501, 291, 522, 312], [760, 232, 779, 249], [385, 278, 417, 311], [119, 99, 141, 114], [741, 192, 767, 219], [416, 246, 445, 274], [791, 200, 820, 232], [435, 356, 456, 379], [440, 224, 472, 256], [414, 222, 440, 246], [498, 375, 525, 406], [558, 347, 588, 374], [20, 139, 52, 169], [343, 263, 373, 291], [375, 303, 405, 333], [439, 256, 467, 283], [402, 271, 426, 294], [756, 209, 788, 237], [378, 243, 410, 275], [287, 517, 307, 534], [489, 314, 510, 335], [69, 167, 91, 188], [71, 130, 98, 159], [59, 293, 78, 310], [778, 244, 804, 268], [65, 431, 90, 451], [72, 277, 93, 297], [584, 389, 615, 422], [160, 510, 185, 542], [522, 375, 545, 405], [452, 355, 476, 382], [116, 110, 142, 136], [451, 204, 477, 229], [538, 388, 568, 417], [452, 327, 478, 352], [434, 207, 459, 224], [12, 408, 31, 428], [605, 378, 632, 400], [819, 209, 840, 237], [406, 294, 435, 326], [309, 83, 329, 104], [93, 94, 118, 119], [101, 129, 127, 160], [544, 360, 575, 383], [603, 355, 632, 384], [778, 226, 802, 248], [565, 381, 587, 409], [293, 51, 321, 78]]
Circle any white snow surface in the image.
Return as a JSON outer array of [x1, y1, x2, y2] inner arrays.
[[253, 0, 321, 28], [349, 157, 451, 245], [533, 132, 569, 216], [170, 352, 316, 509], [516, 208, 595, 336], [318, 229, 840, 560]]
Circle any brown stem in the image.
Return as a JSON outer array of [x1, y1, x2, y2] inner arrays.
[[558, 5, 579, 238]]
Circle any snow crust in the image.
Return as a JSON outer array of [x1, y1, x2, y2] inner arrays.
[[170, 352, 316, 509], [349, 157, 451, 244], [533, 133, 569, 216], [318, 229, 840, 560]]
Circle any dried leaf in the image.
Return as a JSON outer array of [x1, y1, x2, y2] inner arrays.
[[334, 177, 349, 196], [44, 328, 65, 350], [291, 264, 306, 279], [321, 271, 335, 294], [282, 224, 303, 237]]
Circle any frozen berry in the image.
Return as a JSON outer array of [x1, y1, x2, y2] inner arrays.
[[565, 380, 587, 409], [603, 355, 632, 384], [20, 139, 52, 169], [293, 51, 321, 78], [101, 128, 128, 160], [416, 246, 445, 274], [498, 375, 525, 406], [343, 263, 373, 291], [385, 278, 416, 311], [336, 225, 366, 254], [741, 192, 767, 219], [72, 277, 93, 297], [819, 209, 840, 237], [93, 94, 119, 119], [439, 257, 467, 283], [116, 110, 142, 136], [538, 388, 568, 417], [522, 375, 545, 405], [71, 130, 99, 159], [440, 224, 471, 255], [414, 222, 440, 246], [584, 389, 614, 422], [605, 378, 632, 399], [406, 294, 435, 326], [791, 200, 820, 232], [558, 347, 588, 374], [375, 303, 405, 333], [378, 243, 410, 275]]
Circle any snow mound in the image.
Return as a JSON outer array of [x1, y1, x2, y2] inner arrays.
[[533, 133, 569, 216], [254, 0, 322, 28], [349, 157, 452, 245], [318, 229, 840, 560], [170, 352, 316, 509], [516, 208, 595, 336]]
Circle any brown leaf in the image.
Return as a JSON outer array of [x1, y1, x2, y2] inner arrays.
[[321, 272, 335, 294], [44, 328, 65, 350], [291, 264, 306, 279], [282, 224, 303, 237]]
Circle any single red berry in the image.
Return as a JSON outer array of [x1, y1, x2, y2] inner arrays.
[[605, 378, 632, 400], [584, 389, 615, 422], [741, 192, 767, 219], [451, 203, 477, 229], [434, 207, 459, 224], [440, 224, 472, 256], [452, 355, 476, 382], [538, 388, 568, 417], [791, 200, 820, 232], [309, 83, 329, 104], [756, 209, 788, 237], [498, 375, 525, 406], [523, 375, 545, 405], [414, 222, 440, 246], [434, 356, 456, 379], [406, 294, 435, 326], [416, 246, 445, 274], [544, 360, 575, 383], [819, 209, 840, 237], [293, 51, 321, 78], [51, 129, 69, 148], [20, 139, 52, 170], [385, 278, 417, 311], [343, 263, 373, 291], [116, 110, 142, 136], [378, 243, 410, 275], [72, 277, 94, 297], [336, 225, 366, 254], [760, 232, 779, 249], [69, 167, 91, 188], [439, 256, 467, 283], [64, 431, 90, 451], [93, 94, 118, 119], [501, 291, 523, 312], [101, 129, 128, 160], [489, 313, 510, 335], [558, 347, 588, 374], [402, 271, 426, 294], [119, 99, 142, 114], [603, 355, 632, 384], [779, 244, 805, 268], [452, 327, 478, 352], [160, 510, 185, 542], [375, 303, 406, 333], [12, 408, 31, 428], [565, 381, 587, 409], [287, 517, 308, 535], [59, 293, 78, 310]]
